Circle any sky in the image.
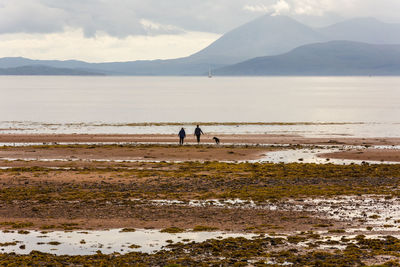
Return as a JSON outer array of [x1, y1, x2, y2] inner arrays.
[[0, 0, 399, 62]]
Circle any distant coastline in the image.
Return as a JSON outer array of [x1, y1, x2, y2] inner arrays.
[[0, 65, 105, 76]]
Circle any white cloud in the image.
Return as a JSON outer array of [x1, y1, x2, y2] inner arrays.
[[244, 0, 332, 16], [273, 0, 291, 15], [140, 19, 184, 35], [243, 4, 270, 13], [0, 28, 220, 62], [243, 0, 400, 20], [244, 0, 290, 15]]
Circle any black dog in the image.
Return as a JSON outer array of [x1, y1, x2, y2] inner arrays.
[[213, 137, 220, 145]]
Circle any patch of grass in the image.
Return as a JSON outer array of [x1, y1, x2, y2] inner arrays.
[[313, 224, 331, 228], [48, 241, 61, 246], [0, 242, 18, 247], [328, 229, 346, 234], [120, 228, 136, 233], [160, 227, 185, 234], [60, 223, 79, 230], [0, 222, 34, 229], [369, 214, 380, 219], [39, 225, 56, 230]]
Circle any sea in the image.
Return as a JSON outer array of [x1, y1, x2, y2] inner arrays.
[[1, 76, 400, 137]]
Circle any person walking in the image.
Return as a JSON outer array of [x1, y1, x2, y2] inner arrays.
[[178, 128, 186, 145], [194, 125, 204, 144]]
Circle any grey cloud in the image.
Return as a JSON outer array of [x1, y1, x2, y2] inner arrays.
[[0, 0, 269, 37], [0, 0, 400, 38], [0, 0, 67, 34]]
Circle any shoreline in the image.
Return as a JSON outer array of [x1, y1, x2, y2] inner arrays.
[[1, 133, 400, 146]]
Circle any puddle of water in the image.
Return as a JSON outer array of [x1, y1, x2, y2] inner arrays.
[[0, 229, 255, 255], [189, 198, 256, 207], [1, 224, 364, 257], [285, 196, 400, 231], [146, 196, 400, 233], [253, 147, 400, 165], [150, 198, 256, 208]]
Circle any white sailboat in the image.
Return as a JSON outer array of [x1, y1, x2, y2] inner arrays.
[[208, 67, 212, 78]]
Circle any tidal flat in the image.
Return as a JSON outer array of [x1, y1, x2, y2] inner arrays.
[[1, 137, 400, 265]]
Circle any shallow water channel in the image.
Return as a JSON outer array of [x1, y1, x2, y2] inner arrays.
[[254, 147, 400, 165], [0, 229, 254, 255]]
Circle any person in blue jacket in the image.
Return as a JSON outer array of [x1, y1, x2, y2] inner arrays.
[[178, 128, 186, 145], [194, 125, 204, 144]]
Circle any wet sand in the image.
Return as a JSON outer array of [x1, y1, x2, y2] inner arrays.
[[0, 207, 332, 233], [1, 133, 400, 146], [0, 144, 270, 162]]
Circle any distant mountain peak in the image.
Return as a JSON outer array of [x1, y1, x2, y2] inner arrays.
[[189, 13, 326, 64], [318, 17, 400, 44]]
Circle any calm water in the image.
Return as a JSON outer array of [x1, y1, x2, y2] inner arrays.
[[1, 76, 400, 136], [1, 76, 399, 123]]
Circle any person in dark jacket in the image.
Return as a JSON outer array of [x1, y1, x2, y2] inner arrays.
[[194, 125, 204, 144], [178, 128, 186, 145]]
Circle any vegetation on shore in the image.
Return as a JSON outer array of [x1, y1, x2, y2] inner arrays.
[[2, 162, 400, 202], [1, 235, 400, 266]]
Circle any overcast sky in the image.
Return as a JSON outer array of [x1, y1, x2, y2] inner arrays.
[[0, 0, 399, 62]]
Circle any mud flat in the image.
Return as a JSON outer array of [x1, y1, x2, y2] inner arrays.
[[1, 162, 400, 230]]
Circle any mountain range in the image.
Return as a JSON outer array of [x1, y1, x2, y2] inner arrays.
[[1, 15, 400, 76], [214, 41, 400, 76]]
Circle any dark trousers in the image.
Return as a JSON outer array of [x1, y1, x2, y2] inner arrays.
[[179, 137, 184, 145], [196, 135, 201, 143]]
